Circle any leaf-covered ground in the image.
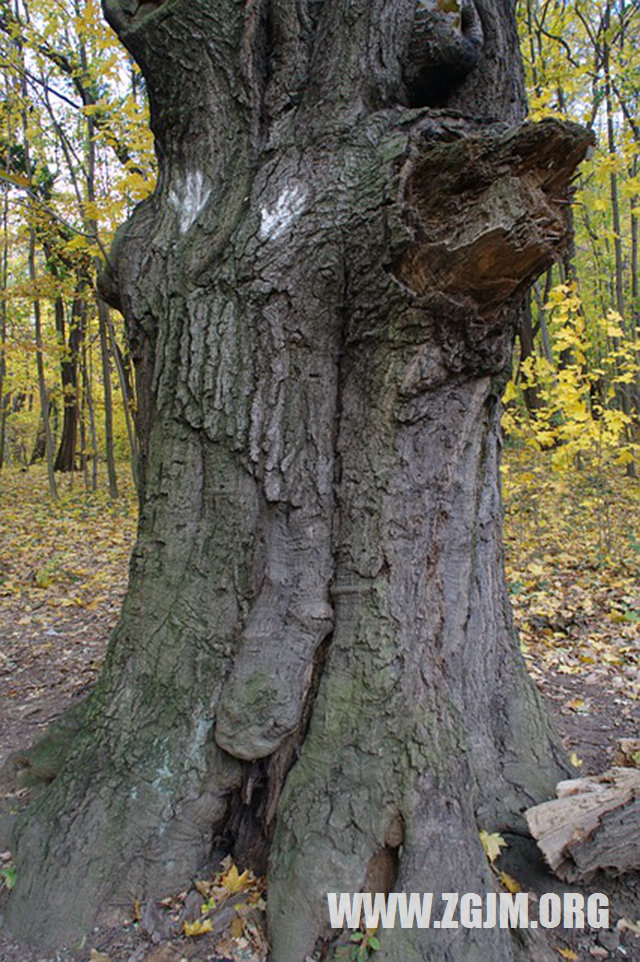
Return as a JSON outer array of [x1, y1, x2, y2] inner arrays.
[[0, 454, 638, 962], [502, 448, 640, 774], [0, 467, 137, 770]]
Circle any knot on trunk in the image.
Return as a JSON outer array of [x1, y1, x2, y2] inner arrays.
[[102, 0, 166, 35], [432, 294, 514, 378], [403, 0, 484, 107]]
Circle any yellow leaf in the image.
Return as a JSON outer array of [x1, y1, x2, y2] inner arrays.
[[500, 872, 522, 894], [89, 952, 112, 962], [479, 830, 507, 864], [183, 917, 213, 937], [230, 915, 244, 938], [64, 234, 90, 252], [503, 380, 518, 403], [556, 664, 582, 675], [0, 171, 29, 188], [565, 697, 586, 712], [556, 949, 578, 961], [221, 864, 251, 893], [607, 321, 624, 338], [569, 752, 583, 768], [602, 651, 623, 664]]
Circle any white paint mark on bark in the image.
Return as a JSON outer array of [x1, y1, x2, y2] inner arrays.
[[259, 183, 308, 241], [188, 718, 213, 765], [153, 750, 174, 793], [168, 170, 212, 234]]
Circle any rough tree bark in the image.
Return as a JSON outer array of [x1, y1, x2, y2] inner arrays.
[[5, 1, 591, 959]]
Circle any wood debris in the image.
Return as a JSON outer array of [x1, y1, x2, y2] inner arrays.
[[525, 767, 640, 882]]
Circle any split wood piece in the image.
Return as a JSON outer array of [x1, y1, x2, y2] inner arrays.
[[525, 767, 640, 883]]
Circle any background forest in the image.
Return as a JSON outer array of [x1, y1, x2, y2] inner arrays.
[[0, 1, 638, 743]]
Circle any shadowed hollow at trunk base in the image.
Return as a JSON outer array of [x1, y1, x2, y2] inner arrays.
[[3, 0, 594, 958]]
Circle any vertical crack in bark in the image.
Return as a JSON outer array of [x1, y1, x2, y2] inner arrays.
[[219, 629, 334, 876]]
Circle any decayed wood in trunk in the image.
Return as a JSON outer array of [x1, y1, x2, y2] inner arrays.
[[525, 767, 640, 883]]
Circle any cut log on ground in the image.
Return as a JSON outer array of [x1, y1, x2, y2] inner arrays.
[[525, 767, 640, 883]]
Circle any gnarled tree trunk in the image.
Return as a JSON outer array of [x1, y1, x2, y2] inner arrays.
[[5, 1, 591, 959]]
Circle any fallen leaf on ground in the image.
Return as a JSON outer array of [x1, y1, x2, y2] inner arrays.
[[500, 871, 522, 894], [479, 830, 507, 864], [183, 917, 213, 937], [222, 863, 252, 894]]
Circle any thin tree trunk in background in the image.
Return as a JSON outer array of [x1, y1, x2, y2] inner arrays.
[[604, 37, 625, 322], [82, 98, 119, 496], [53, 295, 84, 472], [78, 27, 118, 496], [631, 155, 638, 336], [79, 387, 88, 487], [82, 312, 98, 492], [76, 297, 90, 487], [603, 3, 636, 471], [81, 103, 118, 498], [96, 297, 118, 496], [28, 242, 57, 497], [525, 0, 542, 99], [532, 269, 555, 366], [17, 29, 58, 498], [106, 308, 138, 484], [519, 295, 543, 417]]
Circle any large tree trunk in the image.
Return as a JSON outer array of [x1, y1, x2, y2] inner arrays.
[[5, 1, 591, 959]]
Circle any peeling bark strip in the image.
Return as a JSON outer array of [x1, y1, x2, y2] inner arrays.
[[6, 1, 592, 959]]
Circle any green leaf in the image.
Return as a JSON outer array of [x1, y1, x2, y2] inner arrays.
[[0, 866, 17, 890]]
